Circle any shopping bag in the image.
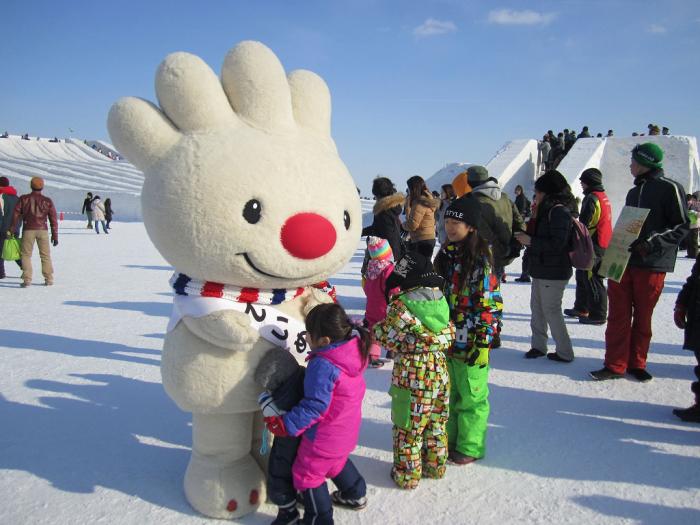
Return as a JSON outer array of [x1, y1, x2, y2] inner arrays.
[[2, 235, 21, 261]]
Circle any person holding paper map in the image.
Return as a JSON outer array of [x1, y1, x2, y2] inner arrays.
[[591, 143, 689, 382]]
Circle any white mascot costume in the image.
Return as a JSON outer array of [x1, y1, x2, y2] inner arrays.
[[107, 41, 361, 518]]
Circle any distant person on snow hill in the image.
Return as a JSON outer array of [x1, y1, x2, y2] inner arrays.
[[104, 198, 113, 230], [662, 127, 670, 136], [1, 131, 9, 138], [0, 176, 23, 279], [91, 195, 108, 235], [591, 143, 689, 382], [8, 177, 58, 287], [578, 126, 591, 139], [81, 192, 94, 229], [607, 130, 614, 137]]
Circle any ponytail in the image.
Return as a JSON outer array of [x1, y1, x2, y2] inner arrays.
[[305, 303, 371, 365]]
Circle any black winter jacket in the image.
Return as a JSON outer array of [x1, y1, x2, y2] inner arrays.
[[677, 256, 700, 352], [362, 193, 405, 261], [527, 194, 577, 281], [627, 168, 689, 273]]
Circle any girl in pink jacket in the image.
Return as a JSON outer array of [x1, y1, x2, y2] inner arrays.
[[264, 303, 370, 525], [363, 236, 396, 365]]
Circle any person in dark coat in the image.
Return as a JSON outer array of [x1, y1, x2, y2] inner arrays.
[[254, 349, 306, 525], [674, 255, 700, 422], [591, 143, 689, 381], [564, 168, 613, 325], [0, 176, 22, 278], [515, 170, 578, 363], [361, 177, 404, 274], [104, 198, 113, 230], [81, 192, 94, 229], [514, 185, 530, 219]]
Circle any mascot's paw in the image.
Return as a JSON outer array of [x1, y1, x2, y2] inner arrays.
[[182, 310, 259, 350], [184, 452, 266, 519]]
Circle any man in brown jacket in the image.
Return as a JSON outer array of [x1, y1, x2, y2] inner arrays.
[[8, 177, 59, 287]]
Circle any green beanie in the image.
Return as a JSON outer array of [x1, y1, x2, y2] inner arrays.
[[632, 142, 663, 169]]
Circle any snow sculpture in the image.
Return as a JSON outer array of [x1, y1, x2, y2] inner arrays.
[[107, 41, 360, 518]]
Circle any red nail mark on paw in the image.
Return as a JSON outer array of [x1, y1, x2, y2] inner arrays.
[[249, 490, 259, 505], [226, 499, 237, 512]]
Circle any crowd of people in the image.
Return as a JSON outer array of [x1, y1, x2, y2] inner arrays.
[[537, 123, 672, 173], [81, 192, 114, 233], [276, 140, 694, 525], [1, 137, 698, 523]]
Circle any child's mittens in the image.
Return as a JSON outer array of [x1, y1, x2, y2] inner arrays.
[[258, 391, 285, 417], [465, 345, 489, 368], [264, 415, 289, 437]]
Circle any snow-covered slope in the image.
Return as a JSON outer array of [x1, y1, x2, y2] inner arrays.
[[0, 136, 143, 220], [1, 221, 698, 524]]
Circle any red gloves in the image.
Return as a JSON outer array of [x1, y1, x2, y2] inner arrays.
[[674, 306, 687, 329], [264, 416, 288, 437]]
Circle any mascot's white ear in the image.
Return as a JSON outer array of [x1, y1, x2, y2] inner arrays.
[[221, 40, 295, 132], [107, 97, 180, 171], [288, 69, 336, 151]]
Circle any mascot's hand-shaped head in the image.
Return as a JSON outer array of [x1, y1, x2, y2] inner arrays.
[[108, 41, 360, 288]]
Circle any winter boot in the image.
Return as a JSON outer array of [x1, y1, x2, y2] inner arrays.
[[628, 368, 653, 383], [564, 308, 588, 319], [330, 490, 367, 510], [673, 404, 700, 423], [524, 348, 546, 359], [491, 333, 501, 349], [447, 450, 477, 465], [272, 502, 300, 525], [589, 367, 623, 381], [547, 352, 573, 363]]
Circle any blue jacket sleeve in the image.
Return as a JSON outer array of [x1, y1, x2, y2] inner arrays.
[[282, 357, 340, 437]]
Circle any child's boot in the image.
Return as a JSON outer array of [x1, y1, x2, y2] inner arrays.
[[272, 501, 300, 525]]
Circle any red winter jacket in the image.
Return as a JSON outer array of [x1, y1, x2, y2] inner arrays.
[[10, 190, 58, 239]]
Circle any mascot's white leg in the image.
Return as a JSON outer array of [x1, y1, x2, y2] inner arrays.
[[185, 412, 265, 518]]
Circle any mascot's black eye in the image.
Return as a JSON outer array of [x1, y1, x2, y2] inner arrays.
[[243, 199, 262, 224], [343, 211, 351, 230]]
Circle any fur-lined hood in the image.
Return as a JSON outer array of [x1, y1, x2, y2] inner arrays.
[[409, 191, 440, 211], [373, 192, 405, 215]]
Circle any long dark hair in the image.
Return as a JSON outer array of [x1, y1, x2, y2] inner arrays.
[[305, 303, 370, 365], [406, 175, 428, 205], [435, 230, 493, 293]]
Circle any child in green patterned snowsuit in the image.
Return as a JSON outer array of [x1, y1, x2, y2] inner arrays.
[[434, 197, 503, 464], [374, 252, 455, 489]]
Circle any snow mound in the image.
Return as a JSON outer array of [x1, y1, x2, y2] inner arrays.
[[0, 136, 144, 220], [556, 136, 700, 221]]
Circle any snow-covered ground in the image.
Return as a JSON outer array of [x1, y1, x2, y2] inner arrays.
[[1, 219, 699, 525]]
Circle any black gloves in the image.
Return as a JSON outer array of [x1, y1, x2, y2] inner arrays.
[[628, 238, 651, 257], [52, 238, 58, 247]]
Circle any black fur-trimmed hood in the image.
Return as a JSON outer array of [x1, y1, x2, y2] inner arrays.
[[373, 192, 405, 215]]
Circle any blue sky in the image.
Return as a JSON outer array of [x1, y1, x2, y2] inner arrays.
[[2, 0, 700, 193]]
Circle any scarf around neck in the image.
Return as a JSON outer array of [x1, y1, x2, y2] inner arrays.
[[169, 273, 337, 305]]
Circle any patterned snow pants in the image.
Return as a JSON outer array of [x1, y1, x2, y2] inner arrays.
[[392, 387, 449, 489]]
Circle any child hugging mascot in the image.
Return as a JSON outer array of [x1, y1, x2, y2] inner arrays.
[[107, 41, 361, 518]]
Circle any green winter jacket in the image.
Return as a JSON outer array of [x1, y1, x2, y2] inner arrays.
[[374, 287, 455, 392]]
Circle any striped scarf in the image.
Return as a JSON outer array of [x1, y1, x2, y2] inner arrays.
[[170, 273, 337, 304]]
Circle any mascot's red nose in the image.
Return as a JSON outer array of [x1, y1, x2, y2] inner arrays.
[[281, 213, 337, 259]]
